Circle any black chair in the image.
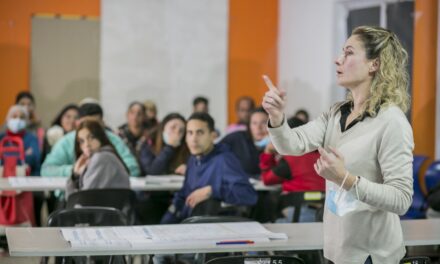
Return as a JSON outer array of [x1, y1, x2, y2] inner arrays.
[[190, 199, 222, 217], [400, 256, 431, 264], [46, 207, 128, 264], [205, 255, 305, 264], [66, 188, 138, 225]]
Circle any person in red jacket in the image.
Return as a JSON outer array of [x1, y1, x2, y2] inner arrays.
[[260, 117, 325, 222]]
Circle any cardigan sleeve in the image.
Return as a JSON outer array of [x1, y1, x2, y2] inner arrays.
[[268, 104, 336, 156], [350, 108, 414, 215]]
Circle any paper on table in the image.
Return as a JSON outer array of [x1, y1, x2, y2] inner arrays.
[[61, 222, 287, 249], [148, 222, 287, 242], [61, 228, 131, 248], [144, 175, 185, 184], [8, 177, 66, 187]]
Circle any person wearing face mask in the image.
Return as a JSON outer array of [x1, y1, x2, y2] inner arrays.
[[137, 113, 190, 224], [65, 120, 130, 199], [0, 105, 41, 177], [220, 107, 269, 178], [263, 26, 413, 264], [14, 91, 45, 152]]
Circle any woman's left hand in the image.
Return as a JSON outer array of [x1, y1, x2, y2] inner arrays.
[[314, 146, 347, 185]]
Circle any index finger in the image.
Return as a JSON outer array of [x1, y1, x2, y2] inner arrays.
[[262, 74, 277, 91]]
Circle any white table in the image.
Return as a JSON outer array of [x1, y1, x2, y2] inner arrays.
[[6, 219, 440, 257], [0, 176, 279, 192]]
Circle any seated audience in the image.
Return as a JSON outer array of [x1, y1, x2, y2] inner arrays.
[[42, 104, 79, 161], [161, 112, 257, 224], [293, 108, 310, 123], [260, 117, 325, 222], [220, 107, 269, 177], [226, 96, 255, 133], [139, 113, 189, 175], [192, 96, 209, 113], [42, 102, 140, 178], [0, 105, 40, 176], [118, 101, 147, 158], [0, 105, 40, 226], [143, 100, 159, 141], [15, 91, 45, 151], [66, 120, 130, 199], [137, 113, 190, 224]]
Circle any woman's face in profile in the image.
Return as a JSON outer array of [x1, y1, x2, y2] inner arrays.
[[77, 128, 102, 157], [335, 35, 374, 89]]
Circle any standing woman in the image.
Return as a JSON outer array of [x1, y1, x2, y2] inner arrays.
[[263, 26, 413, 263]]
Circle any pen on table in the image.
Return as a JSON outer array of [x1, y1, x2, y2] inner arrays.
[[216, 240, 255, 245]]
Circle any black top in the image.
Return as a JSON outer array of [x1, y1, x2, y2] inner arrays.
[[339, 101, 371, 132]]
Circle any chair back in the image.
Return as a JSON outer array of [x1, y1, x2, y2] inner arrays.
[[190, 199, 222, 217], [403, 155, 429, 219], [425, 160, 440, 192], [46, 207, 127, 264], [47, 206, 127, 227], [66, 188, 137, 224], [400, 256, 431, 264], [205, 255, 305, 264], [279, 191, 325, 223]]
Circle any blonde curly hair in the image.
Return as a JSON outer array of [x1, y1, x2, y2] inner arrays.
[[348, 26, 410, 116]]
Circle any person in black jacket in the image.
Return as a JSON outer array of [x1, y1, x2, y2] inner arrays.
[[136, 113, 190, 224], [220, 107, 269, 178]]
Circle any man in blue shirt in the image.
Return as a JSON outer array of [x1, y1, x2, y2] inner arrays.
[[161, 112, 257, 224]]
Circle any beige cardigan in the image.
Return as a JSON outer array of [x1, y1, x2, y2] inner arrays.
[[268, 102, 414, 264]]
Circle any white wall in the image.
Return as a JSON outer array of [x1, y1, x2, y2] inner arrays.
[[101, 0, 229, 130], [278, 0, 342, 121]]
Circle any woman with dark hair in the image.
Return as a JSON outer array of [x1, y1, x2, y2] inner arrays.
[[118, 101, 147, 158], [137, 113, 190, 224], [42, 104, 79, 161], [65, 119, 130, 199], [139, 113, 189, 175]]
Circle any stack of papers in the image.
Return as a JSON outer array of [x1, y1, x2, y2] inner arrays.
[[61, 222, 287, 249]]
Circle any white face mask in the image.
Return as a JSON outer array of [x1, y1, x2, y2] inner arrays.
[[254, 136, 270, 148], [162, 131, 181, 147], [7, 118, 27, 133], [327, 180, 360, 217]]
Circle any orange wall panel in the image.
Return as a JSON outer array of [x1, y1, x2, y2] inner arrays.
[[0, 0, 99, 123], [412, 0, 437, 160], [228, 0, 278, 124]]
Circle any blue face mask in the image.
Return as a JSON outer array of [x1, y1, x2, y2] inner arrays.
[[7, 118, 27, 133], [254, 136, 270, 148], [162, 131, 181, 147]]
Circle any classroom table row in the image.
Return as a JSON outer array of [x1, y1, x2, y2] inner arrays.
[[0, 176, 279, 192], [6, 219, 440, 257]]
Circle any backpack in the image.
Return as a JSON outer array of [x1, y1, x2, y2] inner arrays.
[[0, 136, 35, 226]]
